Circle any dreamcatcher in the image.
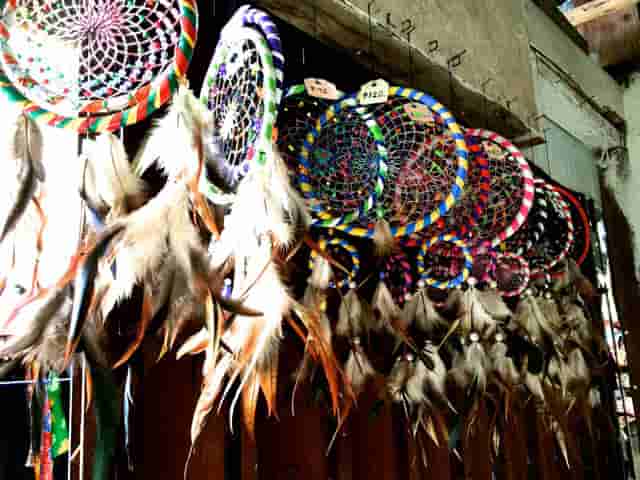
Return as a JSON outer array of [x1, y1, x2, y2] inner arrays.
[[296, 84, 468, 253], [276, 81, 343, 172], [416, 128, 534, 286], [416, 234, 473, 290], [553, 184, 590, 267], [199, 5, 283, 200], [0, 0, 198, 132], [504, 179, 574, 279]]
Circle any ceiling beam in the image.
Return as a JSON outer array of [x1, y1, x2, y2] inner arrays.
[[565, 0, 640, 25]]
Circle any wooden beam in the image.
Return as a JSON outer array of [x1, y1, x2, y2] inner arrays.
[[566, 0, 640, 26]]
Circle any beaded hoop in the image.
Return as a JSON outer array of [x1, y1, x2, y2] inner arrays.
[[553, 184, 589, 267], [0, 0, 197, 132], [416, 234, 473, 290], [511, 179, 574, 277], [199, 6, 281, 199]]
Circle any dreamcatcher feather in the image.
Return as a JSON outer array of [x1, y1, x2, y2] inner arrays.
[[387, 344, 452, 464], [292, 234, 358, 414], [0, 113, 46, 248]]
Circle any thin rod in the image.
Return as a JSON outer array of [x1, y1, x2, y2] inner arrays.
[[79, 356, 87, 480], [67, 360, 74, 480], [0, 377, 71, 386]]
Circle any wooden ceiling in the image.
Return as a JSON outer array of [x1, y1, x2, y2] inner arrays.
[[562, 0, 640, 70]]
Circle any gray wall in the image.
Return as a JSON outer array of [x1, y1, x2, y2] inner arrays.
[[524, 0, 624, 121], [259, 0, 539, 137]]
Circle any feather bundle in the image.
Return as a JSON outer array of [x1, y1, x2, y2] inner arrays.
[[401, 290, 447, 335], [476, 288, 511, 322], [421, 342, 455, 412], [134, 86, 208, 180], [489, 332, 520, 388], [512, 293, 556, 346], [336, 288, 368, 337], [372, 218, 394, 257], [372, 277, 401, 333], [344, 338, 376, 397], [0, 114, 42, 243], [84, 133, 146, 218], [388, 353, 426, 407]]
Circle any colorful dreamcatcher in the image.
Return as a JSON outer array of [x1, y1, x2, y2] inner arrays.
[[297, 84, 468, 246], [414, 129, 535, 288], [0, 0, 198, 132], [199, 5, 283, 200], [276, 81, 343, 173], [416, 234, 473, 290], [503, 179, 574, 279]]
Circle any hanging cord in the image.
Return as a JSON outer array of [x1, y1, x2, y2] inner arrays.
[[367, 1, 379, 77]]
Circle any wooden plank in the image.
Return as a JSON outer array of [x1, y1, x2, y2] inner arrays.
[[566, 0, 640, 25]]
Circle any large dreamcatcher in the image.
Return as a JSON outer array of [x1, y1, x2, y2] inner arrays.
[[0, 0, 197, 132], [199, 5, 283, 200], [296, 84, 468, 241]]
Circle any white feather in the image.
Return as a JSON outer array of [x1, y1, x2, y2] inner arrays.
[[85, 133, 145, 209]]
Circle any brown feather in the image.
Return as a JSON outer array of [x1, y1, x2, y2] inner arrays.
[[241, 371, 261, 442], [372, 280, 401, 332], [176, 328, 210, 359], [336, 289, 365, 337], [345, 340, 376, 397], [372, 219, 394, 257], [113, 284, 154, 368]]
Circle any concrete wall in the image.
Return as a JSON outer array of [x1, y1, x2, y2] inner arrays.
[[258, 0, 540, 138], [524, 0, 624, 122], [610, 72, 640, 274]]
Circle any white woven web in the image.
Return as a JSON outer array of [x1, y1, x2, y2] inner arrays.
[[6, 0, 180, 111], [207, 36, 266, 172]]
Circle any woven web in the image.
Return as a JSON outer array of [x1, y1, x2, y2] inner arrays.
[[365, 99, 457, 226], [4, 0, 181, 115], [420, 134, 490, 240], [206, 35, 266, 177], [467, 139, 527, 244], [277, 92, 334, 174], [304, 109, 378, 218], [504, 185, 569, 272]]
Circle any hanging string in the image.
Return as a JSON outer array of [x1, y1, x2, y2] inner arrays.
[[367, 1, 378, 78]]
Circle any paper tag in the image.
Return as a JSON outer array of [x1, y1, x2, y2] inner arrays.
[[304, 78, 340, 100], [357, 79, 389, 105], [404, 102, 435, 124]]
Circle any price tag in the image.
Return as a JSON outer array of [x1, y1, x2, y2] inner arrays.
[[304, 78, 340, 100], [357, 79, 389, 105], [403, 102, 435, 124]]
